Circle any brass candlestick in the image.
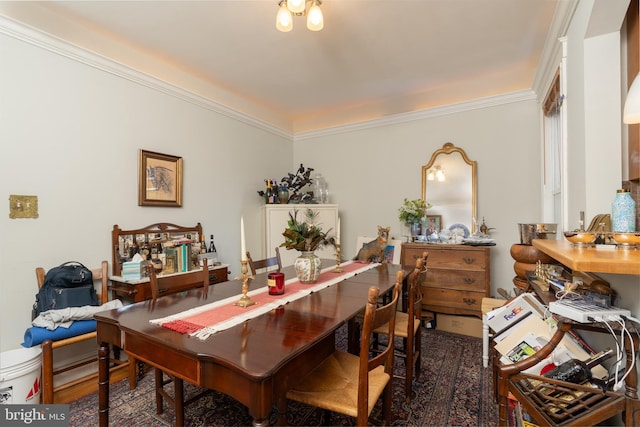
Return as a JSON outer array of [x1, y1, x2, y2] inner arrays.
[[333, 243, 343, 273], [234, 259, 257, 308]]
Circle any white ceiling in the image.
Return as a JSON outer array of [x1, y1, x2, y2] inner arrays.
[[3, 0, 565, 133]]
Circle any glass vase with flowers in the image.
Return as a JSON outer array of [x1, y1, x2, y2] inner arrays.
[[398, 198, 431, 240]]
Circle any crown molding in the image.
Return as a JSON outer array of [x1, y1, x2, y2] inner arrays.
[[531, 0, 578, 101], [294, 90, 537, 141], [0, 13, 544, 143], [0, 14, 293, 140]]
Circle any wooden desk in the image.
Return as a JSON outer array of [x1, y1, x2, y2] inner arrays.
[[532, 239, 640, 275], [96, 261, 403, 426]]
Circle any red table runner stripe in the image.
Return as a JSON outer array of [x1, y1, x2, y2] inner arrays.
[[150, 261, 377, 340]]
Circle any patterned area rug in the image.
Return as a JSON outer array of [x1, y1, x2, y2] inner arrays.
[[69, 326, 498, 426]]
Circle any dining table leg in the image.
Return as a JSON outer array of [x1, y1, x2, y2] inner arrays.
[[98, 342, 110, 427]]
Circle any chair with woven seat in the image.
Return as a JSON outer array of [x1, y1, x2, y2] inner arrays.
[[147, 260, 211, 426], [246, 247, 282, 275], [373, 251, 429, 403], [280, 270, 403, 426], [35, 260, 130, 403]]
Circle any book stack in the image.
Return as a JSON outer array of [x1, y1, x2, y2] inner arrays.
[[163, 243, 194, 274]]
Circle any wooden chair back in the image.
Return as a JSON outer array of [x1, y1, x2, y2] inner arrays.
[[407, 252, 428, 332], [36, 260, 110, 304], [146, 260, 212, 423], [34, 261, 131, 404], [147, 260, 209, 301], [246, 247, 282, 275], [356, 271, 402, 424]]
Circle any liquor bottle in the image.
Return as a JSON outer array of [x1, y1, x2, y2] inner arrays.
[[543, 348, 614, 384], [140, 236, 151, 260], [265, 179, 273, 204], [208, 234, 217, 253], [271, 179, 279, 204]]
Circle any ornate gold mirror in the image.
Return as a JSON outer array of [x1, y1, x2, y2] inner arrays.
[[422, 142, 477, 233]]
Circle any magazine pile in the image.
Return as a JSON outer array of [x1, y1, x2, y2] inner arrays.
[[488, 293, 607, 378]]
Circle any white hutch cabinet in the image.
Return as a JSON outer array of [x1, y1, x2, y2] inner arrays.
[[262, 204, 339, 267]]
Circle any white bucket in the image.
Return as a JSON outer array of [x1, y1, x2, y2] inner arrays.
[[0, 347, 42, 404]]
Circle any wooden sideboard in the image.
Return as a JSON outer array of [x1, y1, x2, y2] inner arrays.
[[110, 265, 229, 303], [401, 243, 491, 318], [110, 222, 229, 303]]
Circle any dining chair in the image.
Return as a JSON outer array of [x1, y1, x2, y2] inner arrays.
[[372, 251, 429, 403], [148, 258, 210, 301], [35, 260, 130, 403], [147, 260, 211, 426], [246, 247, 282, 275], [280, 270, 403, 426]]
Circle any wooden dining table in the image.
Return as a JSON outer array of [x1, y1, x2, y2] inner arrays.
[[95, 260, 404, 426]]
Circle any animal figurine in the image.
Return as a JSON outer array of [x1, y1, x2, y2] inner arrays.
[[479, 217, 495, 236], [354, 226, 391, 262]]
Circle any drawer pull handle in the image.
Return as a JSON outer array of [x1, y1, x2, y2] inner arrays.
[[463, 298, 476, 306], [463, 257, 475, 264], [463, 277, 476, 285]]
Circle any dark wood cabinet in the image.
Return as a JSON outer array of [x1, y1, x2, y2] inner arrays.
[[401, 243, 491, 318], [110, 222, 229, 303], [110, 265, 229, 303]]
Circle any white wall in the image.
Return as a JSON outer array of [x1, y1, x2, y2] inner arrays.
[[294, 97, 543, 300], [563, 0, 639, 320], [0, 32, 292, 351]]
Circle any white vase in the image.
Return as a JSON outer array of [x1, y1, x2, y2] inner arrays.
[[294, 251, 322, 284]]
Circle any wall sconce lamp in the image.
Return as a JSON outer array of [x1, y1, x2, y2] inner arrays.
[[276, 0, 323, 32]]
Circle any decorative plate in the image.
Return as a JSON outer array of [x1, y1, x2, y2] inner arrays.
[[449, 223, 470, 238]]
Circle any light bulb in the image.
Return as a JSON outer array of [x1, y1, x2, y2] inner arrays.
[[306, 2, 324, 31], [427, 169, 435, 181], [276, 3, 293, 32], [436, 169, 445, 182], [287, 0, 306, 14]]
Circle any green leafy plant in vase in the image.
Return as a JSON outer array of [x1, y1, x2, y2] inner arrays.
[[281, 208, 335, 283]]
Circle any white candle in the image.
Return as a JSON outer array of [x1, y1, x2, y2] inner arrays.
[[337, 216, 341, 245], [241, 217, 247, 261]]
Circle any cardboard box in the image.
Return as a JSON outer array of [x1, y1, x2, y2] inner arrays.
[[436, 313, 483, 338]]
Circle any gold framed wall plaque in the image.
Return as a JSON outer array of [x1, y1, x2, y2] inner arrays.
[[138, 149, 183, 207]]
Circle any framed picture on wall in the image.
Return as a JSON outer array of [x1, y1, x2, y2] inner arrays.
[[426, 214, 442, 233], [138, 149, 183, 207]]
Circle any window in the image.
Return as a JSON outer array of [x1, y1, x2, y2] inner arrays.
[[542, 70, 563, 226]]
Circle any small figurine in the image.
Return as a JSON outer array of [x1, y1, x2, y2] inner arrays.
[[479, 217, 495, 236]]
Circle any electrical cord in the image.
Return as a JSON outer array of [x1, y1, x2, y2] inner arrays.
[[596, 315, 623, 388], [612, 317, 636, 391], [554, 289, 582, 301]]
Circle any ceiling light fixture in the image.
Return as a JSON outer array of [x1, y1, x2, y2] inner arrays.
[[276, 0, 324, 32]]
